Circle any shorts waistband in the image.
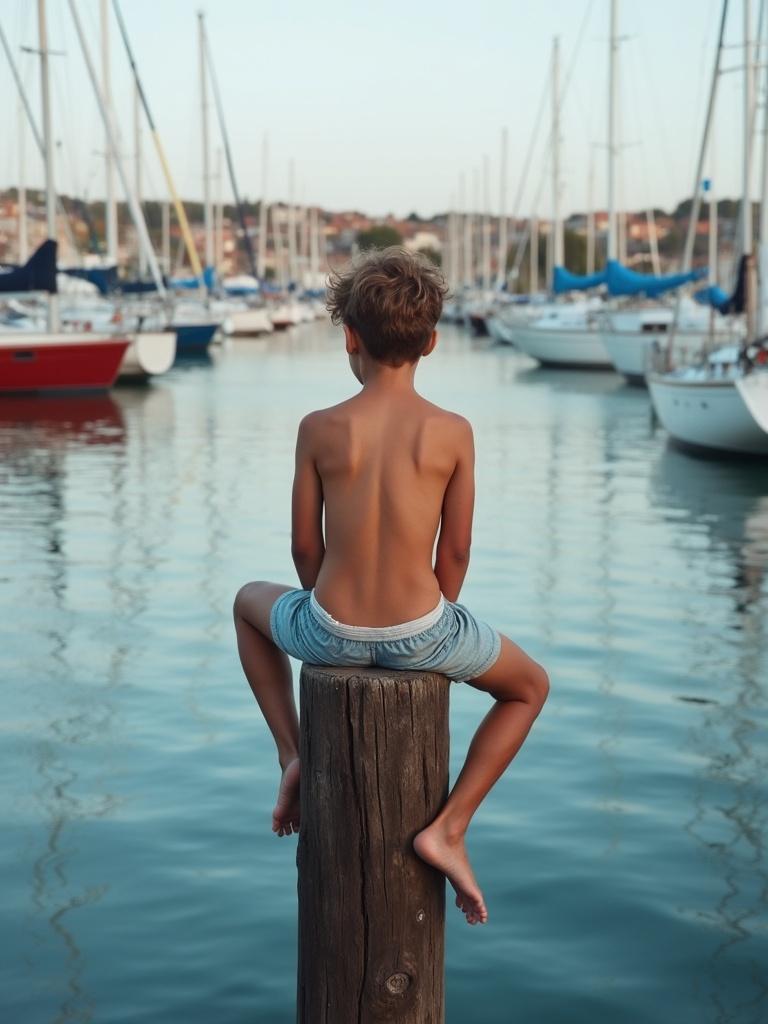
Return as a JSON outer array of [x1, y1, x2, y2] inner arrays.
[[309, 591, 446, 641]]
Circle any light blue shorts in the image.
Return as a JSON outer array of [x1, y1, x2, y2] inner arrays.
[[269, 589, 502, 682]]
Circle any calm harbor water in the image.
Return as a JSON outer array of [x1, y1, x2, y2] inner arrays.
[[1, 321, 767, 1024]]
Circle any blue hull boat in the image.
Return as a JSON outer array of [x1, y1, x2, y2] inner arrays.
[[172, 323, 218, 359]]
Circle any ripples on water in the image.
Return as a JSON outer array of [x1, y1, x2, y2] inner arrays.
[[1, 323, 766, 1023]]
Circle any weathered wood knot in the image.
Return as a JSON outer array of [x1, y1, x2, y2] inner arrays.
[[385, 972, 412, 995]]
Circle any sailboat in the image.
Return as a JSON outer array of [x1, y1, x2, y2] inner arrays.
[[647, 0, 768, 456], [511, 28, 614, 369], [0, 7, 128, 395]]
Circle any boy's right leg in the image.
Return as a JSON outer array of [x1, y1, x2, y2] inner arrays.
[[233, 581, 300, 836], [413, 635, 549, 925]]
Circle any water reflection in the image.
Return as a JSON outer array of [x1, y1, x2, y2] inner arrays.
[[650, 447, 768, 1020], [513, 364, 625, 396], [0, 397, 131, 1023], [651, 448, 768, 613]]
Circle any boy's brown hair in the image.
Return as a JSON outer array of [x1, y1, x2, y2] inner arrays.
[[326, 246, 448, 366]]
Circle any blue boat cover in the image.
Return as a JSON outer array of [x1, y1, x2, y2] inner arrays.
[[553, 260, 705, 297], [692, 255, 746, 315], [693, 283, 730, 313], [121, 277, 163, 294], [553, 266, 607, 294], [169, 266, 217, 291], [605, 259, 705, 297], [0, 240, 58, 294]]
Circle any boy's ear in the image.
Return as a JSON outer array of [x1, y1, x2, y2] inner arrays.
[[421, 330, 438, 358], [343, 324, 360, 354]]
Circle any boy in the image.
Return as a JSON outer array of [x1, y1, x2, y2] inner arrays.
[[234, 247, 549, 926]]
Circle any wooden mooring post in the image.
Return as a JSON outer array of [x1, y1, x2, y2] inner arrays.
[[296, 664, 451, 1023]]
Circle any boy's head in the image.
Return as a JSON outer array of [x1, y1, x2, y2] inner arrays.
[[326, 246, 448, 367]]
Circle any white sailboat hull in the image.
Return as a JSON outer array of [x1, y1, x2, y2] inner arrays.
[[270, 302, 303, 329], [648, 373, 768, 455], [602, 329, 739, 385], [513, 324, 612, 368], [486, 315, 517, 345], [229, 309, 274, 336], [118, 331, 177, 380], [601, 332, 663, 383], [735, 372, 768, 433]]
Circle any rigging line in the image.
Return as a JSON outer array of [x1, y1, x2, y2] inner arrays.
[[112, 0, 203, 281], [680, 0, 730, 275], [728, 0, 766, 272], [509, 0, 596, 275], [67, 0, 166, 294], [46, 18, 82, 260], [0, 14, 80, 259], [512, 0, 595, 226], [201, 17, 259, 281]]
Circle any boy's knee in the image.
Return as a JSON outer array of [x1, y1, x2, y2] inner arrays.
[[515, 659, 549, 709], [233, 581, 264, 619], [532, 663, 550, 708]]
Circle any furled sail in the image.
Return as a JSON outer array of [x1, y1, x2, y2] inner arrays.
[[553, 266, 607, 294], [693, 255, 746, 315], [0, 240, 57, 294], [605, 259, 705, 297]]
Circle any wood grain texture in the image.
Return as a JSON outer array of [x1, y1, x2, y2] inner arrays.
[[296, 664, 450, 1024]]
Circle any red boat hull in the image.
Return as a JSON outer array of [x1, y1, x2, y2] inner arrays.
[[0, 334, 130, 393]]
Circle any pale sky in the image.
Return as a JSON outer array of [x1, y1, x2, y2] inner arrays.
[[0, 0, 747, 219]]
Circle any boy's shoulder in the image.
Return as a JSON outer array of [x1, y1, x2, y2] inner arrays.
[[298, 396, 472, 437], [417, 396, 473, 435], [297, 397, 356, 432]]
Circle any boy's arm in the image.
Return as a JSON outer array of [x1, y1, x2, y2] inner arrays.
[[434, 418, 474, 603], [291, 414, 325, 589]]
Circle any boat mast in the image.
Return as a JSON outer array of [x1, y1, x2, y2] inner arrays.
[[134, 80, 147, 277], [37, 0, 59, 331], [112, 0, 202, 287], [646, 208, 661, 275], [100, 0, 118, 264], [707, 180, 718, 287], [162, 200, 170, 272], [461, 172, 471, 287], [607, 0, 618, 262], [530, 215, 539, 293], [744, 0, 757, 339], [198, 12, 213, 273], [481, 156, 491, 290], [758, 0, 768, 332], [586, 149, 595, 274], [497, 127, 508, 288], [200, 17, 259, 281], [309, 205, 319, 287], [18, 95, 28, 263], [258, 133, 268, 279], [288, 159, 297, 286], [453, 191, 461, 291], [68, 0, 166, 297], [215, 147, 224, 273], [680, 0, 729, 272], [743, 0, 754, 259], [552, 36, 564, 274]]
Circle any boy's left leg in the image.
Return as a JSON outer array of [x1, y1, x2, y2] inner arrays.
[[233, 581, 300, 836], [413, 634, 549, 924]]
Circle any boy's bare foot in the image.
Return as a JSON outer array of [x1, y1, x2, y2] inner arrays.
[[272, 757, 301, 836], [412, 821, 488, 925]]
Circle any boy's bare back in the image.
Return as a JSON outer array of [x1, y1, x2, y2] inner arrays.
[[293, 388, 474, 626]]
